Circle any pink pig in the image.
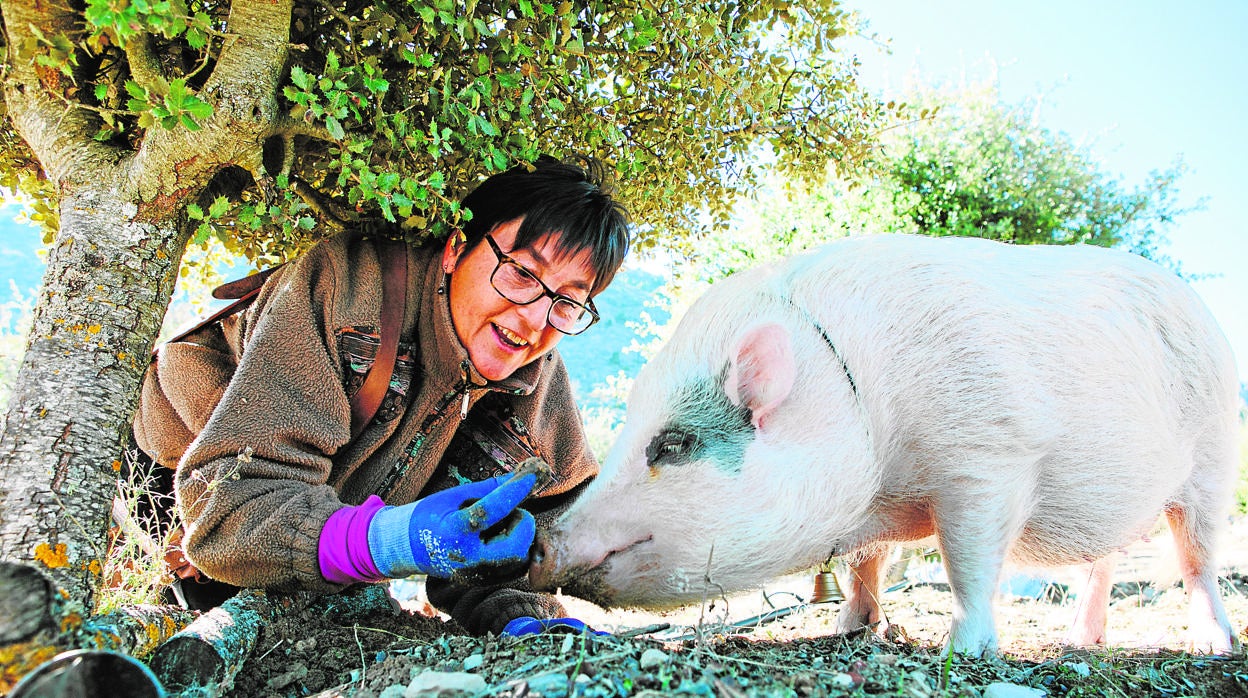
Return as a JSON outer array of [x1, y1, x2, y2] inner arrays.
[[530, 233, 1241, 655]]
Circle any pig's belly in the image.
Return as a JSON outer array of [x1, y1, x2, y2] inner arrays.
[[1010, 519, 1154, 567]]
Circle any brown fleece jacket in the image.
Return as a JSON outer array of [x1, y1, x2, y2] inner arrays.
[[133, 229, 597, 632]]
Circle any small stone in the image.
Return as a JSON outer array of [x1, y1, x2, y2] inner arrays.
[[639, 648, 668, 670], [1062, 661, 1090, 677], [525, 672, 570, 697], [404, 671, 488, 697], [983, 683, 1046, 698], [462, 653, 484, 671], [829, 672, 857, 689]]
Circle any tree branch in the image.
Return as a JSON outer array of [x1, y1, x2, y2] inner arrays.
[[269, 115, 335, 143], [119, 0, 296, 208], [1, 0, 124, 187], [205, 0, 296, 99], [124, 35, 165, 89], [290, 176, 351, 230]]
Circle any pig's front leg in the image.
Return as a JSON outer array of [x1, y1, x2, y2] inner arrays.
[[935, 497, 1015, 657], [834, 545, 893, 636], [1065, 555, 1116, 646]]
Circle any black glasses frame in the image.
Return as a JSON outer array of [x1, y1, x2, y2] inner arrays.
[[482, 234, 600, 335]]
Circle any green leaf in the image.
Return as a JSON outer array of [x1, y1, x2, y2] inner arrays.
[[290, 65, 312, 90], [326, 116, 345, 140], [183, 95, 213, 121], [208, 196, 230, 219], [192, 222, 212, 245]]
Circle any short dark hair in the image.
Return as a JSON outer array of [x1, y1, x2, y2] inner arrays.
[[459, 155, 631, 296]]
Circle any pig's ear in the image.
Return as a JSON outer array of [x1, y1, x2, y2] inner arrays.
[[725, 323, 795, 430]]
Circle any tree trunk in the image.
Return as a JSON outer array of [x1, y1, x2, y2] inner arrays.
[[0, 186, 185, 606]]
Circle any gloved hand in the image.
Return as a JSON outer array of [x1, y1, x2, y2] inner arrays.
[[367, 472, 539, 581], [501, 616, 611, 637]]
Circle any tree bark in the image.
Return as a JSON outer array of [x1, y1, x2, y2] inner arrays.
[[149, 585, 399, 696], [0, 0, 295, 621], [0, 188, 185, 604]]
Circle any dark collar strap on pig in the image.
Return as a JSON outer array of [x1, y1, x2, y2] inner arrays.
[[779, 295, 867, 430]]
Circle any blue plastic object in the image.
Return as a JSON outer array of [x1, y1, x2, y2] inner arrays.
[[368, 472, 538, 579], [501, 616, 611, 637]]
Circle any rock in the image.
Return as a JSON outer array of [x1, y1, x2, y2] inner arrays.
[[525, 672, 570, 697], [639, 648, 668, 670], [1062, 661, 1090, 678], [829, 672, 857, 690], [462, 653, 484, 671], [404, 671, 487, 697], [983, 683, 1046, 698]]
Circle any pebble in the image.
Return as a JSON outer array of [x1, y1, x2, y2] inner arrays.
[[639, 648, 668, 670], [403, 671, 487, 697], [983, 683, 1046, 698], [1062, 661, 1091, 677], [828, 672, 857, 690], [462, 653, 484, 671], [525, 671, 570, 697]]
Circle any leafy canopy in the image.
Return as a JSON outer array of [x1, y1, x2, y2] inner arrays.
[[2, 0, 891, 269]]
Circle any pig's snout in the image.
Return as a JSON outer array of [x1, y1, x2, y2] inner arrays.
[[527, 534, 557, 590], [528, 531, 634, 608]]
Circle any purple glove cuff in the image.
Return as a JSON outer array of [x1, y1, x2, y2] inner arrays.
[[318, 494, 388, 584]]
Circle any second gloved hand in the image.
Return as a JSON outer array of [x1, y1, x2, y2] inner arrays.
[[367, 472, 539, 580]]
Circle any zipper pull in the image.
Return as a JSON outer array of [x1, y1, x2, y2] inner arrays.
[[458, 362, 472, 419]]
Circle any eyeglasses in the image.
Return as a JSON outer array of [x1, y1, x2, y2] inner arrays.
[[483, 234, 600, 335]]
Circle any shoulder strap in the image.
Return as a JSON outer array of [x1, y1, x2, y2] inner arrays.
[[162, 236, 408, 439], [350, 237, 408, 438], [166, 265, 284, 345]]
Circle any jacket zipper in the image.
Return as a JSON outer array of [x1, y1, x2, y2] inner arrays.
[[378, 361, 476, 497]]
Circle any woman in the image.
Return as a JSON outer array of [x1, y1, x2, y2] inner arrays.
[[134, 156, 631, 634]]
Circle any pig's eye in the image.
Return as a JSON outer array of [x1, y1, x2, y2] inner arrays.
[[645, 429, 700, 466]]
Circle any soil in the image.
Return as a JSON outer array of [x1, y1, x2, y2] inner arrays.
[[214, 520, 1248, 698]]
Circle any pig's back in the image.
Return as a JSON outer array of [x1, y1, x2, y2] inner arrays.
[[781, 234, 1238, 563]]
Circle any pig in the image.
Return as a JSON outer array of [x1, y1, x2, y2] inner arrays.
[[529, 233, 1242, 656]]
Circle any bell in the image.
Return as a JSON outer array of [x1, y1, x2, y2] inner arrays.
[[810, 570, 844, 604]]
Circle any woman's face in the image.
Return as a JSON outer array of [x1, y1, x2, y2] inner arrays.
[[444, 218, 597, 383]]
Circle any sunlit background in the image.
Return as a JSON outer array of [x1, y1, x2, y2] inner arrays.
[[3, 0, 1245, 407]]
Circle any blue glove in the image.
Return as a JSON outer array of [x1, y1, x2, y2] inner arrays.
[[501, 616, 611, 637], [367, 472, 538, 580]]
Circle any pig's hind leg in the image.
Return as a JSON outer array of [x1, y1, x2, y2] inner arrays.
[[1163, 499, 1238, 653]]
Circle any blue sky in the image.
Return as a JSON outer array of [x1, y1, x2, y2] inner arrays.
[[842, 0, 1248, 381]]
